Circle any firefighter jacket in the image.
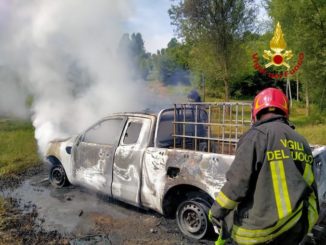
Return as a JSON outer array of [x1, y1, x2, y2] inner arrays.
[[210, 115, 319, 244]]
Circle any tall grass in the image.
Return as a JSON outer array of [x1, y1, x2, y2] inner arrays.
[[290, 102, 326, 145], [0, 119, 40, 176], [295, 125, 326, 145]]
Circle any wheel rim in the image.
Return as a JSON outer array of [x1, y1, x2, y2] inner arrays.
[[51, 166, 65, 186], [177, 200, 208, 239]]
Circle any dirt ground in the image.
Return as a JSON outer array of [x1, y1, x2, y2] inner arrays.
[[0, 166, 215, 245]]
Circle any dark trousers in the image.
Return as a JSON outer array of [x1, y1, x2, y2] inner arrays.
[[226, 219, 308, 245], [267, 219, 307, 245]]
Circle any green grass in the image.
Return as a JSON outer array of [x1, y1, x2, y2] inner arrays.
[[0, 119, 39, 245], [296, 124, 326, 145], [289, 102, 326, 145], [0, 119, 40, 177]]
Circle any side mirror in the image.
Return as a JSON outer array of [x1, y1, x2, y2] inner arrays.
[[66, 146, 72, 155]]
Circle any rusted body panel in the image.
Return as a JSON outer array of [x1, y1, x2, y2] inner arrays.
[[141, 147, 234, 213]]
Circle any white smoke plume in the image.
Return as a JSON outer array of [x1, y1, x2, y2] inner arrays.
[[0, 0, 172, 154]]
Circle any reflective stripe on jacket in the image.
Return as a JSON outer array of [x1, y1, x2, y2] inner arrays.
[[210, 116, 319, 244]]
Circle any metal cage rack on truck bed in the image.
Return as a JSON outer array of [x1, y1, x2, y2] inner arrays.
[[172, 102, 252, 155]]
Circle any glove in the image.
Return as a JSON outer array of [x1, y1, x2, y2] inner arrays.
[[208, 209, 213, 222], [209, 210, 226, 245], [208, 209, 222, 228], [215, 233, 226, 245]]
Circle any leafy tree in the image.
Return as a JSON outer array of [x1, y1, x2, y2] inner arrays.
[[130, 33, 146, 60], [118, 33, 151, 80], [230, 69, 298, 99], [266, 0, 326, 113], [169, 0, 256, 100], [153, 38, 191, 85]]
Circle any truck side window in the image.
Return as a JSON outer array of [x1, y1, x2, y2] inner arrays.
[[123, 122, 142, 145], [83, 119, 124, 145], [157, 108, 208, 148]]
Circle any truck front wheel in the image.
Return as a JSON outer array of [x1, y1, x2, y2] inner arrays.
[[49, 164, 69, 188], [176, 196, 211, 240]]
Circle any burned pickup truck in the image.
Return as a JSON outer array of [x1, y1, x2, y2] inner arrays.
[[46, 102, 252, 239], [45, 102, 326, 241]]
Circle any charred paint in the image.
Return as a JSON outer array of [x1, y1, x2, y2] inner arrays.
[[163, 149, 233, 199], [73, 143, 115, 193], [46, 142, 62, 162], [45, 111, 238, 216], [141, 148, 168, 213], [111, 117, 152, 206], [46, 136, 76, 182], [140, 147, 234, 213]]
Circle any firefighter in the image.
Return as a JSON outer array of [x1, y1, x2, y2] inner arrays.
[[209, 87, 319, 244], [187, 89, 202, 102]]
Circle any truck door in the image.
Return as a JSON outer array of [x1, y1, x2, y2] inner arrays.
[[72, 117, 126, 195], [314, 148, 326, 205], [112, 117, 152, 206]]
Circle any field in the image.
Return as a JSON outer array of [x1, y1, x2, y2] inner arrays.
[[0, 119, 41, 244], [0, 119, 40, 177], [289, 103, 326, 146]]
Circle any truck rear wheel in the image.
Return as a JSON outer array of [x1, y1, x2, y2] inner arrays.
[[176, 195, 211, 240]]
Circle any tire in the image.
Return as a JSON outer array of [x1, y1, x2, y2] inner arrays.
[[49, 164, 69, 188], [176, 193, 211, 240]]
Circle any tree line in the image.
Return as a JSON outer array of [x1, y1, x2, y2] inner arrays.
[[119, 0, 325, 113]]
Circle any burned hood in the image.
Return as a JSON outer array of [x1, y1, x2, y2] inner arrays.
[[49, 136, 74, 143]]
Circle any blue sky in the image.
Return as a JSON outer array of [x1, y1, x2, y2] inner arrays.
[[126, 0, 269, 54], [126, 0, 174, 53]]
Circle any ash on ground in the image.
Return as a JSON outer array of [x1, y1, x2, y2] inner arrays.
[[1, 166, 214, 245]]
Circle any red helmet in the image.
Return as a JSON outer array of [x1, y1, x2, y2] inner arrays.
[[252, 88, 289, 122]]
